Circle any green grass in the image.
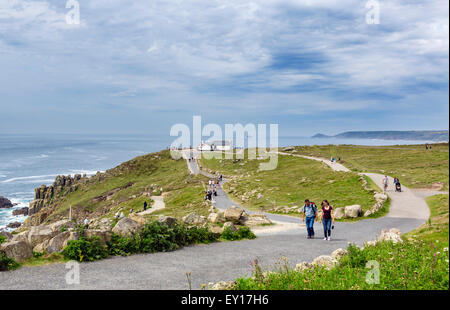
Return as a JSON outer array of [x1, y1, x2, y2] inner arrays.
[[235, 240, 449, 290], [32, 150, 209, 224], [407, 194, 449, 246], [200, 150, 377, 216], [290, 143, 449, 190]]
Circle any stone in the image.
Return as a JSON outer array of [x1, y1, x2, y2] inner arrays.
[[48, 219, 73, 233], [312, 255, 338, 269], [295, 262, 312, 272], [223, 222, 237, 232], [91, 218, 112, 231], [334, 207, 344, 219], [344, 205, 362, 218], [282, 146, 295, 152], [182, 213, 208, 227], [377, 228, 403, 244], [374, 193, 388, 201], [112, 217, 143, 237], [158, 216, 178, 228], [240, 214, 272, 227], [128, 213, 146, 225], [28, 226, 58, 248], [11, 231, 29, 243], [331, 248, 347, 260], [207, 213, 220, 224], [364, 210, 372, 217], [223, 206, 244, 223], [83, 229, 112, 246], [0, 196, 13, 209], [62, 232, 79, 248], [0, 240, 33, 262], [210, 281, 236, 290]]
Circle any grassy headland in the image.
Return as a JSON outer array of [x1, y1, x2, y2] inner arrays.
[[200, 150, 378, 216], [288, 143, 449, 190]]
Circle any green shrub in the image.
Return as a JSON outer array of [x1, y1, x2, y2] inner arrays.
[[0, 235, 6, 245], [63, 236, 108, 262], [108, 221, 220, 256], [0, 251, 19, 271], [221, 226, 256, 241]]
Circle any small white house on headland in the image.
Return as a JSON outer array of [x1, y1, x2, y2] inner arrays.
[[197, 140, 232, 151], [211, 140, 232, 151]]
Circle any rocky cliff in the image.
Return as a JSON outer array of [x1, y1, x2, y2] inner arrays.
[[0, 196, 13, 209]]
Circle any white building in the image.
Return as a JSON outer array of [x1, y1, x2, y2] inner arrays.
[[211, 140, 232, 151]]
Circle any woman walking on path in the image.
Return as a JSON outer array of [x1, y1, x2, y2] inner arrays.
[[320, 200, 334, 241]]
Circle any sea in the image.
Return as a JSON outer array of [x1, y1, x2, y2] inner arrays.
[[0, 133, 435, 231]]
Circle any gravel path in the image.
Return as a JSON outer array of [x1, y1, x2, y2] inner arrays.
[[0, 150, 431, 290]]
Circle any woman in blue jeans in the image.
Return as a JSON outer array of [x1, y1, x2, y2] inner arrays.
[[320, 200, 334, 241]]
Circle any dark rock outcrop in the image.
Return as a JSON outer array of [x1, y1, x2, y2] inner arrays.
[[0, 196, 13, 209], [6, 221, 22, 229], [12, 207, 29, 216]]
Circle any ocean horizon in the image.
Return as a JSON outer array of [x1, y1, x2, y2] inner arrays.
[[0, 133, 443, 231]]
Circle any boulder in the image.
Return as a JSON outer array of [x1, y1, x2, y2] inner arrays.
[[333, 207, 344, 219], [62, 232, 80, 248], [240, 214, 272, 226], [210, 281, 236, 290], [344, 205, 362, 218], [364, 210, 372, 217], [128, 213, 146, 226], [11, 231, 29, 243], [48, 219, 73, 233], [282, 146, 295, 152], [207, 213, 220, 224], [28, 226, 58, 248], [90, 218, 112, 231], [374, 193, 388, 201], [112, 217, 142, 237], [158, 216, 178, 228], [295, 262, 312, 272], [0, 240, 33, 262], [182, 213, 208, 227], [223, 206, 244, 223], [0, 196, 13, 209], [223, 222, 237, 232], [312, 255, 338, 269], [83, 229, 112, 246], [377, 228, 403, 244], [209, 226, 223, 234], [331, 248, 347, 260]]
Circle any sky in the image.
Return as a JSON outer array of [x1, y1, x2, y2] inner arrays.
[[0, 0, 448, 137]]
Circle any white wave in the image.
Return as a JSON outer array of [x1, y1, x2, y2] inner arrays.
[[1, 174, 58, 184]]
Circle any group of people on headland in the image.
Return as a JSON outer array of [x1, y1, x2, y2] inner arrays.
[[205, 179, 219, 201]]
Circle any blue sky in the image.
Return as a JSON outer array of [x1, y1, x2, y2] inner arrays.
[[0, 0, 448, 136]]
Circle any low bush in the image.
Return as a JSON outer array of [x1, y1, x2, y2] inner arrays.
[[108, 221, 221, 256], [63, 236, 109, 262], [0, 251, 19, 271], [221, 226, 256, 241], [0, 235, 6, 244]]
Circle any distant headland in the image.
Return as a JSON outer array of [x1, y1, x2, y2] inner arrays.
[[311, 130, 449, 142]]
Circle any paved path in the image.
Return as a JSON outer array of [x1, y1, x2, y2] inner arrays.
[[0, 150, 433, 290], [139, 196, 166, 215]]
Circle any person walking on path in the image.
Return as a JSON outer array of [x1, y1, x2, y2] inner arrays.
[[302, 199, 318, 239], [383, 175, 389, 192], [320, 200, 334, 241], [143, 201, 147, 211]]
